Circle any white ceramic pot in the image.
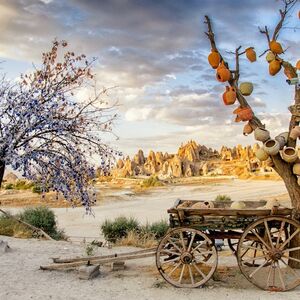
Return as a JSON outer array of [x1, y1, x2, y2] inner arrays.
[[255, 148, 269, 161], [281, 147, 298, 163], [263, 139, 280, 155], [278, 132, 289, 143], [254, 127, 270, 142], [274, 135, 286, 149], [293, 163, 300, 175], [239, 82, 254, 96]]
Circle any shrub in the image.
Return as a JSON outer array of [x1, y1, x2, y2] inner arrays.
[[215, 194, 231, 202], [0, 213, 32, 238], [142, 220, 169, 239], [15, 180, 34, 190], [140, 176, 163, 188], [101, 216, 140, 242], [32, 184, 42, 194], [4, 183, 14, 190], [19, 206, 64, 240]]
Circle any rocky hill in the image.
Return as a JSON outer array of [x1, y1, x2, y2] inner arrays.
[[111, 140, 276, 179]]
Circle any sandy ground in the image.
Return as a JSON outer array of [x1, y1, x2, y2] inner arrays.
[[1, 179, 299, 299], [0, 236, 299, 300]]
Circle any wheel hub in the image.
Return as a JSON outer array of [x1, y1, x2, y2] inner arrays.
[[181, 252, 193, 264], [268, 248, 283, 261]]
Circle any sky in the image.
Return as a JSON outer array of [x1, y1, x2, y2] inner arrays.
[[0, 0, 299, 157]]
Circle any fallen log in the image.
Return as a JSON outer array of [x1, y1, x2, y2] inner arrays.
[[40, 251, 156, 270], [53, 247, 156, 263], [0, 208, 54, 241]]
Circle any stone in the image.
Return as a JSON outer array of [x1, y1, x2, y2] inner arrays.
[[0, 240, 11, 253], [78, 264, 100, 280], [111, 261, 125, 271]]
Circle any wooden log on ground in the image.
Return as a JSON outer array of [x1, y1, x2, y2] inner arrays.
[[53, 247, 156, 263], [40, 251, 156, 270]]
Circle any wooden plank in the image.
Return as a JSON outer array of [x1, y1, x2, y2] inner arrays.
[[41, 251, 156, 271], [53, 247, 156, 264], [167, 207, 292, 217]]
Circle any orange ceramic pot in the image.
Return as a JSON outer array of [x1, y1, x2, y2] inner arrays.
[[269, 40, 283, 54], [208, 50, 221, 69], [269, 60, 281, 76], [245, 48, 256, 62], [222, 86, 236, 105], [233, 106, 253, 122], [216, 62, 231, 82]]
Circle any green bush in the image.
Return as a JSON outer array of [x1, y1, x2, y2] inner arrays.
[[142, 220, 169, 239], [140, 176, 163, 188], [215, 194, 231, 202], [32, 184, 42, 194], [101, 216, 140, 242], [4, 183, 14, 190], [15, 180, 34, 190], [19, 206, 64, 240]]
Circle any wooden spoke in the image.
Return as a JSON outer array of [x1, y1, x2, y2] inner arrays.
[[250, 229, 271, 250], [167, 262, 182, 277], [249, 259, 270, 278], [282, 246, 300, 253], [266, 263, 274, 288], [161, 249, 181, 257], [187, 232, 196, 252], [280, 228, 300, 250], [276, 221, 286, 248], [192, 262, 206, 279], [264, 220, 274, 248], [280, 258, 300, 279], [188, 265, 195, 285], [156, 227, 218, 288], [282, 255, 300, 263], [179, 232, 186, 251], [276, 261, 286, 291], [179, 264, 185, 283]]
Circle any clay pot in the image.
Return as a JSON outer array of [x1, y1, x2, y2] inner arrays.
[[269, 60, 281, 76], [231, 201, 246, 209], [208, 50, 221, 69], [290, 126, 300, 140], [233, 106, 253, 122], [216, 62, 231, 82], [245, 48, 256, 62], [297, 176, 300, 186], [255, 148, 269, 161], [293, 163, 300, 175], [284, 65, 294, 79], [296, 60, 300, 70], [243, 122, 253, 135], [281, 147, 298, 163], [274, 135, 286, 150], [266, 51, 275, 63], [278, 132, 289, 143], [239, 82, 253, 96], [222, 86, 236, 105], [254, 127, 270, 142], [263, 139, 280, 156], [269, 40, 283, 54]]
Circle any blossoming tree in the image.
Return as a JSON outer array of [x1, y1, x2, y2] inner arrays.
[[0, 41, 118, 212], [205, 0, 300, 266]]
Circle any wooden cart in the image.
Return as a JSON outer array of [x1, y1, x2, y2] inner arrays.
[[156, 199, 300, 291]]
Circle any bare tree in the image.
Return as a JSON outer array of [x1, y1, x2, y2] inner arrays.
[[205, 0, 300, 266], [0, 40, 119, 212]]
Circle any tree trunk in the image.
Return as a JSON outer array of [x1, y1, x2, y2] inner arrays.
[[272, 152, 300, 268], [0, 160, 5, 188]]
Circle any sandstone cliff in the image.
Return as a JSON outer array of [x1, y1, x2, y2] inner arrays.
[[111, 140, 276, 179]]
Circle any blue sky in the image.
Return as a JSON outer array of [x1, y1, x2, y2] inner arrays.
[[0, 0, 299, 157]]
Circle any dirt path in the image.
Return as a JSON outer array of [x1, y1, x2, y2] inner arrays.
[[0, 236, 299, 300]]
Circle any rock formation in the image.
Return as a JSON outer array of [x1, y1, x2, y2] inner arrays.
[[111, 140, 276, 179]]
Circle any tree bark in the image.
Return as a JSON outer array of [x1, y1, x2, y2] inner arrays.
[[0, 160, 5, 188]]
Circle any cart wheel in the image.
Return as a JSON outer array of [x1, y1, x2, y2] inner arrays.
[[237, 216, 300, 291], [156, 227, 218, 288], [228, 238, 239, 256]]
